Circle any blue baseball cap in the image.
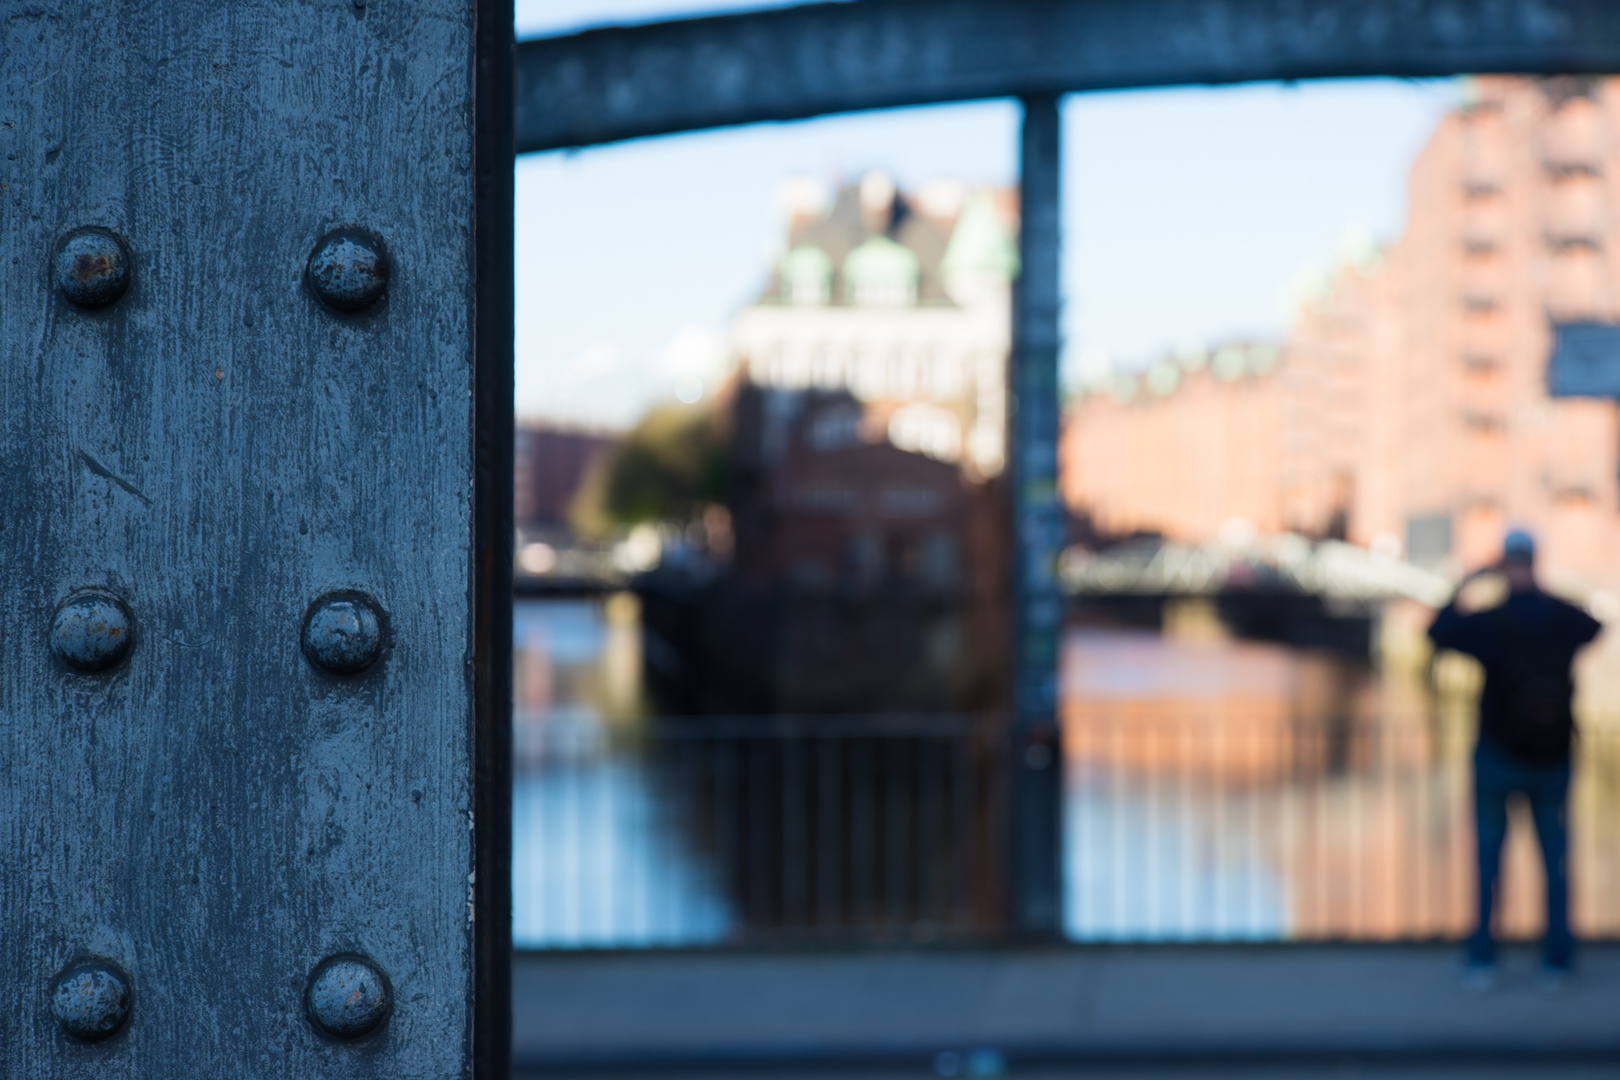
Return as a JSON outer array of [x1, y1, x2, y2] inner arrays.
[[1503, 529, 1536, 561]]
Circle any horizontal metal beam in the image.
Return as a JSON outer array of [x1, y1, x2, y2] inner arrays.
[[517, 0, 1620, 152]]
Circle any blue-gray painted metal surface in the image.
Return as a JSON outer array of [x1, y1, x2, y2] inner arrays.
[[1548, 322, 1620, 398], [516, 0, 1620, 152], [2, 2, 512, 1076]]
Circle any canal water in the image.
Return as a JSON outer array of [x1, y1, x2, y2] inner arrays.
[[512, 595, 1620, 948]]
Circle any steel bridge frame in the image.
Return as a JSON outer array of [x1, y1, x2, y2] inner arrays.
[[513, 0, 1620, 943], [7, 1, 1620, 1077], [515, 0, 1620, 154]]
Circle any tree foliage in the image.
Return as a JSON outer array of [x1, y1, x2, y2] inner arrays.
[[569, 402, 729, 538]]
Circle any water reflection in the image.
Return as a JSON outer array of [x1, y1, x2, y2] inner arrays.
[[513, 595, 733, 946], [512, 597, 1620, 947]]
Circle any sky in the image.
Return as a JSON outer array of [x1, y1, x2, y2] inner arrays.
[[513, 2, 1457, 428]]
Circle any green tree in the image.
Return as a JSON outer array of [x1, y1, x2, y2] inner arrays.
[[569, 402, 728, 539]]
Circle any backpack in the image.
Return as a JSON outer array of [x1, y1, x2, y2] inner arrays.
[[1492, 607, 1575, 761]]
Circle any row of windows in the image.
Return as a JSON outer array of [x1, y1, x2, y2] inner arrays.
[[752, 343, 991, 402], [1461, 234, 1607, 256]]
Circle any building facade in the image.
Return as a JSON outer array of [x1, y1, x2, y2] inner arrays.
[[513, 419, 618, 533], [643, 172, 1021, 713], [1062, 342, 1287, 544], [730, 171, 1019, 482], [1063, 76, 1620, 595]]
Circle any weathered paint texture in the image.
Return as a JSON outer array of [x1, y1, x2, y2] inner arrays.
[[1, 2, 486, 1076], [516, 0, 1620, 152]]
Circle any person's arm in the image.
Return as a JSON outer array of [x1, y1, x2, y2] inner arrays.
[[1566, 601, 1603, 649], [1428, 566, 1494, 660]]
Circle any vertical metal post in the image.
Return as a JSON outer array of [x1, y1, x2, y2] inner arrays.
[[473, 0, 517, 1074], [2, 3, 511, 1075], [1009, 93, 1066, 937]]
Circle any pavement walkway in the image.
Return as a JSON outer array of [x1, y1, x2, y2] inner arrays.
[[513, 944, 1620, 1075]]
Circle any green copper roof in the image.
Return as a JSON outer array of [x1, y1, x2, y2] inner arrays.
[[779, 244, 833, 302], [942, 190, 1019, 280], [843, 235, 919, 305]]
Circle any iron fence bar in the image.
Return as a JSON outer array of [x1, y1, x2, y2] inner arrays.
[[919, 734, 946, 930], [717, 737, 741, 940], [953, 731, 977, 932], [782, 736, 809, 930], [747, 738, 772, 930], [816, 735, 843, 933], [883, 738, 907, 933], [852, 736, 878, 930]]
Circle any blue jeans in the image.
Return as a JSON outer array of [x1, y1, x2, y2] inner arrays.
[[1469, 740, 1573, 967]]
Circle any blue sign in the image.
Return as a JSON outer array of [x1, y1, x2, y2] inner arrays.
[[1548, 322, 1620, 398]]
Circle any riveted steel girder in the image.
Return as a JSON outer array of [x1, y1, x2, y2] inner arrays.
[[517, 0, 1620, 152], [2, 2, 513, 1076]]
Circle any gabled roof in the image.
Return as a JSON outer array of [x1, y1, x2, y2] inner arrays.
[[765, 179, 989, 306]]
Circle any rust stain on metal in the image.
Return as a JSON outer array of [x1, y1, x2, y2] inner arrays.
[[53, 227, 131, 308]]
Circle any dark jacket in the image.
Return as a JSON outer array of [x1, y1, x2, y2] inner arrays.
[[1428, 588, 1600, 763]]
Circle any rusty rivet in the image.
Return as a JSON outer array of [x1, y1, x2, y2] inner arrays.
[[306, 229, 389, 313], [52, 960, 131, 1041], [306, 954, 391, 1039], [301, 593, 385, 676], [51, 593, 134, 673], [53, 228, 132, 309]]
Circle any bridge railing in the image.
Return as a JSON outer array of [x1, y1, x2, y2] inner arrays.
[[514, 713, 1009, 948], [514, 708, 1620, 949]]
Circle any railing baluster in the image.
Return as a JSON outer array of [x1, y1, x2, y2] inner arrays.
[[815, 734, 839, 934], [885, 736, 910, 934], [953, 729, 975, 933], [783, 735, 808, 932], [853, 733, 876, 932]]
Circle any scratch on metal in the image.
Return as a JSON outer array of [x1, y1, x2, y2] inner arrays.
[[78, 448, 153, 506]]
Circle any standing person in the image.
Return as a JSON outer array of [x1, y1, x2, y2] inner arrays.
[[1428, 530, 1601, 989]]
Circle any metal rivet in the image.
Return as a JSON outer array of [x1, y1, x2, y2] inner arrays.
[[306, 954, 390, 1039], [51, 593, 134, 673], [52, 961, 131, 1041], [306, 228, 388, 312], [302, 593, 384, 676], [53, 228, 132, 309]]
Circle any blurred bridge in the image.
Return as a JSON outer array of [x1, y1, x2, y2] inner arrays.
[[1062, 537, 1454, 608]]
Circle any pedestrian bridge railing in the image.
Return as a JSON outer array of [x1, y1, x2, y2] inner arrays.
[[512, 709, 1620, 950], [514, 713, 1009, 948]]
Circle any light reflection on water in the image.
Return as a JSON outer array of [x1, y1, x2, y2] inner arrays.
[[513, 752, 730, 947], [513, 596, 733, 947], [1061, 627, 1422, 942], [512, 598, 1620, 947]]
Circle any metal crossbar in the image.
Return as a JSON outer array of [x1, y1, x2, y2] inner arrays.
[[516, 0, 1620, 152]]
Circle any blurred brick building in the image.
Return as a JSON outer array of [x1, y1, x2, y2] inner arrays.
[[639, 173, 1018, 713], [1062, 342, 1288, 544], [513, 420, 618, 533], [1063, 76, 1620, 593]]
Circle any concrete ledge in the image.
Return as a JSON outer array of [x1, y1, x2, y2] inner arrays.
[[514, 944, 1620, 1072]]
